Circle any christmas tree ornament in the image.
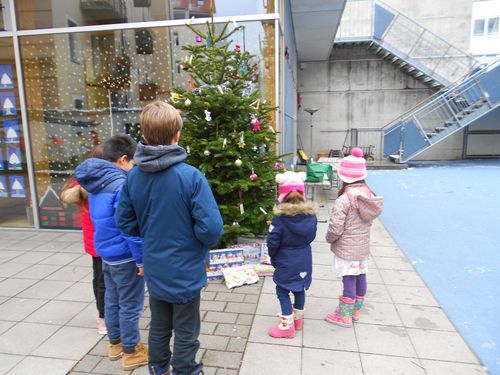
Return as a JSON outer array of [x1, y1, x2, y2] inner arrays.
[[222, 138, 227, 149], [204, 149, 211, 156], [268, 125, 276, 133], [273, 161, 283, 170], [188, 74, 196, 91], [250, 168, 258, 181], [206, 34, 213, 47], [217, 85, 224, 94], [195, 34, 203, 43], [184, 98, 192, 106], [171, 92, 182, 102], [204, 109, 212, 121], [251, 117, 261, 132], [252, 146, 258, 153], [232, 221, 240, 226], [235, 43, 241, 52], [186, 146, 190, 154], [237, 133, 245, 148], [259, 207, 268, 215], [238, 190, 245, 214], [230, 130, 238, 139], [235, 158, 242, 167]]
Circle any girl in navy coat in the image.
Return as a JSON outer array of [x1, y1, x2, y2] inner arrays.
[[267, 171, 318, 338]]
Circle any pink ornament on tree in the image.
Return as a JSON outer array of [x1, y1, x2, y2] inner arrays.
[[235, 43, 241, 52], [250, 168, 258, 181], [195, 34, 203, 43], [251, 117, 261, 132]]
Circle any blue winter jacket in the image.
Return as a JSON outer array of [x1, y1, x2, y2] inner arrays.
[[267, 201, 317, 292], [74, 158, 143, 266], [115, 142, 223, 304]]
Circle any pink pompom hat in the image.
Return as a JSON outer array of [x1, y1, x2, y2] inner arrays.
[[276, 171, 306, 202], [337, 147, 367, 183]]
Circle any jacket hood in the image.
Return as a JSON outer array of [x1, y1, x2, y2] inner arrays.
[[273, 201, 318, 216], [356, 195, 384, 222], [134, 141, 187, 172], [75, 158, 126, 194]]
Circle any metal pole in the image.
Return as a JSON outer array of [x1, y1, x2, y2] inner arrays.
[[304, 108, 318, 160]]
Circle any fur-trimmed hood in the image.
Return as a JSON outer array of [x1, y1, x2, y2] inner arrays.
[[273, 201, 318, 216]]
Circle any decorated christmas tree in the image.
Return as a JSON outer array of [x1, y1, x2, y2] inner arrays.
[[169, 19, 283, 245]]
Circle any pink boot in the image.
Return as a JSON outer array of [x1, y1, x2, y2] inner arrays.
[[325, 296, 355, 328], [268, 314, 295, 338], [293, 308, 304, 330], [352, 296, 365, 322]]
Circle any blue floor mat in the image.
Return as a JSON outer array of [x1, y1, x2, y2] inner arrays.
[[367, 160, 500, 375]]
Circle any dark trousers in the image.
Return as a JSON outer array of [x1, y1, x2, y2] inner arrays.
[[92, 256, 105, 318], [342, 274, 367, 300], [148, 294, 201, 375], [275, 285, 305, 315]]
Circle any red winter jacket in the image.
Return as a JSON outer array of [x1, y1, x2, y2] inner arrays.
[[60, 180, 98, 257]]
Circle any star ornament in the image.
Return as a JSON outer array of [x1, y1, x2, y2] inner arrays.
[[237, 139, 246, 148]]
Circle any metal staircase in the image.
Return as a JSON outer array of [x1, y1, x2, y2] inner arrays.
[[335, 0, 482, 89], [333, 0, 500, 163], [383, 60, 500, 162]]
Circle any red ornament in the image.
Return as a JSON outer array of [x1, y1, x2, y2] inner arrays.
[[235, 43, 241, 52], [250, 169, 258, 181], [195, 34, 203, 43], [251, 117, 261, 132], [181, 64, 188, 71]]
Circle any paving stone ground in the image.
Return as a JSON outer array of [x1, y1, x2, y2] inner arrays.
[[0, 189, 489, 375]]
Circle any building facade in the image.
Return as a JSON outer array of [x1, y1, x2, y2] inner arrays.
[[0, 0, 300, 230]]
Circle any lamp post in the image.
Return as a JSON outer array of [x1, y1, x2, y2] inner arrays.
[[304, 108, 319, 160]]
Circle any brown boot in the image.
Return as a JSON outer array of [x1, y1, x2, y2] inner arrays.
[[122, 343, 148, 370], [108, 341, 123, 361]]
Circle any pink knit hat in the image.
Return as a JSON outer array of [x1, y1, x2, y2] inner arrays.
[[276, 171, 306, 202], [338, 147, 367, 183]]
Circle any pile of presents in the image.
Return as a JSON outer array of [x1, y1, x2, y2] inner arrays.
[[206, 241, 274, 288]]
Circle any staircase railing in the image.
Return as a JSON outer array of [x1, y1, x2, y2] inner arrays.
[[336, 0, 482, 85], [383, 59, 500, 162]]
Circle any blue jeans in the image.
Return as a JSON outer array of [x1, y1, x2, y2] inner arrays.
[[276, 285, 305, 315], [103, 261, 145, 351], [148, 294, 201, 375]]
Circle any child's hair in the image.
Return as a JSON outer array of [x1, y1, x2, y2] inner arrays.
[[337, 180, 366, 197], [60, 145, 104, 207], [140, 101, 183, 146], [102, 134, 137, 162], [282, 191, 305, 204]]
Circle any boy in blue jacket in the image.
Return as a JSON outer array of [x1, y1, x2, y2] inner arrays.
[[115, 101, 223, 375], [75, 134, 147, 371]]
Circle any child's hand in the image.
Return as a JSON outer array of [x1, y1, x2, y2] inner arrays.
[[137, 266, 144, 276]]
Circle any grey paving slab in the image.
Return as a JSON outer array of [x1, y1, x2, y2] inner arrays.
[[34, 241, 75, 252], [239, 343, 301, 375], [370, 244, 406, 258], [0, 320, 16, 335], [27, 232, 64, 241], [54, 232, 84, 242], [32, 326, 101, 360], [396, 304, 456, 331], [0, 250, 25, 262], [14, 264, 62, 279], [0, 278, 37, 297], [24, 299, 88, 325], [365, 282, 392, 303], [0, 322, 60, 355], [60, 242, 86, 253], [45, 265, 92, 282], [38, 252, 82, 265], [69, 254, 94, 267], [0, 297, 47, 321], [386, 284, 440, 306], [202, 350, 243, 369], [407, 328, 480, 363], [0, 262, 31, 278], [9, 251, 52, 264], [3, 240, 43, 251], [420, 359, 489, 375], [355, 301, 403, 326], [54, 281, 95, 302], [355, 324, 417, 357], [0, 231, 34, 240], [360, 353, 426, 375], [307, 279, 342, 299], [302, 348, 362, 375], [6, 356, 76, 375], [17, 279, 74, 299], [380, 269, 426, 287], [303, 318, 358, 351], [0, 353, 24, 374], [373, 256, 415, 271]]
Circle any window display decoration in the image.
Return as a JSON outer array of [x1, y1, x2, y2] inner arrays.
[[9, 175, 26, 198], [0, 176, 7, 197], [0, 65, 14, 89], [0, 92, 16, 116]]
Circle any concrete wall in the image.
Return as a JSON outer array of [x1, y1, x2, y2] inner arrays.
[[298, 45, 435, 159]]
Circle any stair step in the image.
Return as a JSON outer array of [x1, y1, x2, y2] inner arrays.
[[435, 127, 447, 132], [426, 132, 438, 138], [444, 121, 455, 127], [407, 67, 416, 73], [414, 71, 424, 78]]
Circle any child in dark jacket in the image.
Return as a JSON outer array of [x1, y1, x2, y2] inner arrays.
[[115, 101, 223, 375], [267, 171, 317, 339], [75, 135, 147, 371], [60, 146, 106, 335]]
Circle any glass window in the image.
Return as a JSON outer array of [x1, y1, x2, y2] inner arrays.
[[15, 0, 275, 30], [19, 20, 275, 229], [0, 39, 33, 228], [488, 17, 499, 34], [0, 0, 14, 31], [473, 19, 485, 36]]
